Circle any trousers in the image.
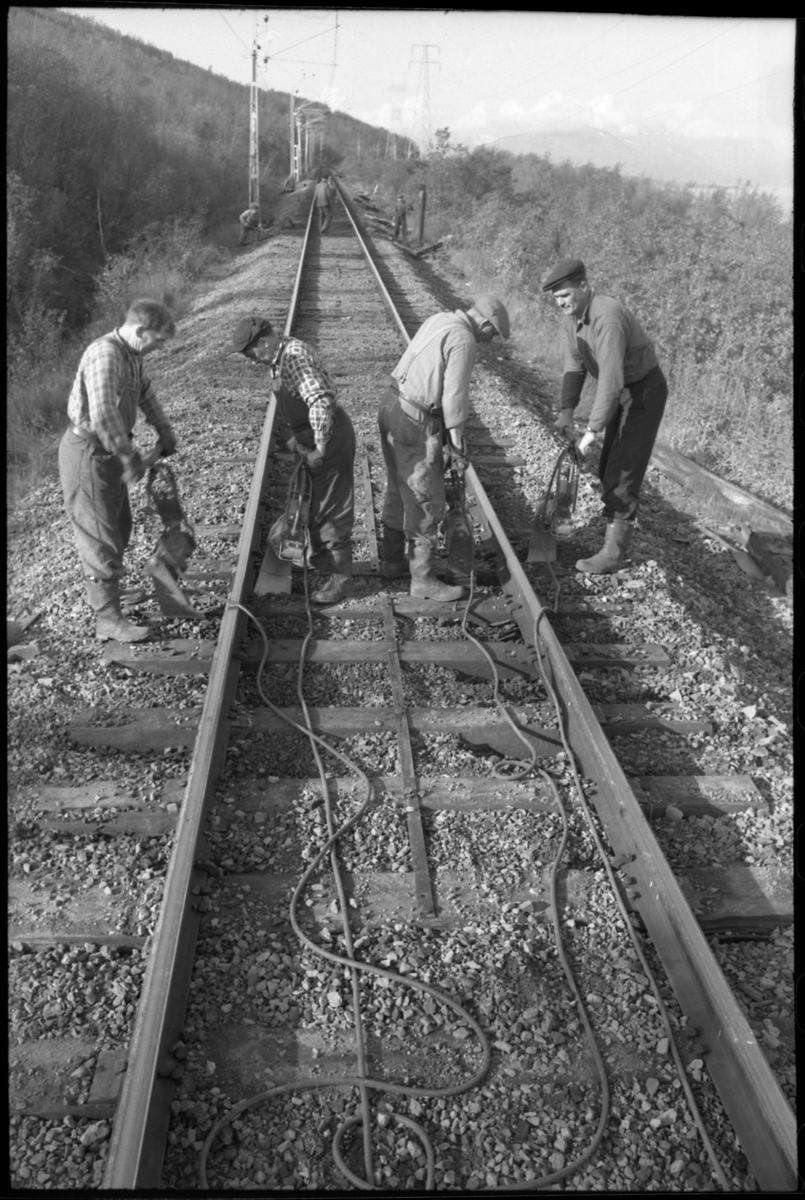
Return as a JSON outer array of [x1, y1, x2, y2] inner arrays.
[[378, 388, 445, 541], [58, 428, 132, 581], [317, 204, 332, 233], [291, 406, 355, 564], [599, 365, 668, 521]]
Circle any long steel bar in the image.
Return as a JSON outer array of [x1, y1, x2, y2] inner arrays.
[[463, 466, 797, 1192], [360, 450, 380, 571], [103, 189, 318, 1190], [103, 399, 279, 1188], [332, 179, 410, 346], [381, 598, 436, 917], [333, 186, 796, 1187]]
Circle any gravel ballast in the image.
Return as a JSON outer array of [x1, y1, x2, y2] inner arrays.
[[8, 187, 792, 1190]]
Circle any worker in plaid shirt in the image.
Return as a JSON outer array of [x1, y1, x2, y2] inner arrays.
[[58, 298, 178, 642], [231, 316, 355, 605]]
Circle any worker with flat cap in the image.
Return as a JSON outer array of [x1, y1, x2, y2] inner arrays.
[[542, 258, 667, 573], [378, 296, 510, 600], [231, 316, 356, 604]]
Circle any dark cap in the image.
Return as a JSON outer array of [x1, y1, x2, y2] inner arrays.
[[231, 316, 272, 353], [473, 294, 510, 339], [542, 258, 587, 292]]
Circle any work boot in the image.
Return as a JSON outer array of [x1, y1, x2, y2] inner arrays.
[[87, 578, 152, 643], [575, 519, 633, 575], [382, 525, 409, 579], [409, 538, 465, 602], [310, 545, 353, 605]]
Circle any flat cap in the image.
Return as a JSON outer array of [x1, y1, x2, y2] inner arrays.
[[541, 258, 587, 292], [231, 316, 271, 353], [474, 294, 510, 339]]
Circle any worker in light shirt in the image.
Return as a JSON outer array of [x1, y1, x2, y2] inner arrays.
[[542, 257, 668, 574], [378, 296, 510, 600], [59, 298, 178, 642], [231, 316, 355, 605]]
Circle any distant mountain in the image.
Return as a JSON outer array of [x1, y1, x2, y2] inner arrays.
[[491, 126, 791, 193]]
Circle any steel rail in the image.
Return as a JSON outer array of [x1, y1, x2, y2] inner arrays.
[[332, 178, 411, 347], [103, 180, 795, 1190], [102, 189, 318, 1189], [463, 464, 797, 1192], [328, 182, 796, 1186]]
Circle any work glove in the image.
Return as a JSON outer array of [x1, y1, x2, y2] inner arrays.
[[121, 451, 145, 486], [577, 430, 597, 457], [286, 435, 301, 454], [554, 409, 579, 444], [155, 424, 177, 457], [445, 439, 469, 475]]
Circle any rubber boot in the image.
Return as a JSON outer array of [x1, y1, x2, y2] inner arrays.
[[382, 525, 409, 579], [88, 578, 152, 642], [409, 538, 465, 601], [575, 519, 633, 575], [311, 545, 353, 605]]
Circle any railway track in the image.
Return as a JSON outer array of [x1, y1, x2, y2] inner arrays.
[[8, 176, 794, 1192]]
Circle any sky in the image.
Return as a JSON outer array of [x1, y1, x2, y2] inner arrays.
[[60, 9, 795, 160]]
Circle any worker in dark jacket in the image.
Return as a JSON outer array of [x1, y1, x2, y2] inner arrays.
[[59, 298, 177, 642], [392, 195, 409, 243], [231, 316, 355, 604], [542, 258, 668, 574], [378, 296, 510, 601]]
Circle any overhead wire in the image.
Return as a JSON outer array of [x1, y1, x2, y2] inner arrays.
[[608, 16, 750, 99], [216, 8, 251, 55], [510, 16, 756, 140]]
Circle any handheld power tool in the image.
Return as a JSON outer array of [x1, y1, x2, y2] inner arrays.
[[527, 442, 580, 563], [443, 462, 475, 581], [254, 459, 312, 595], [144, 452, 200, 617]]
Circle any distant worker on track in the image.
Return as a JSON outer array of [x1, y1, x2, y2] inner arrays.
[[378, 296, 510, 601], [238, 203, 261, 246], [59, 298, 178, 643], [542, 257, 668, 574], [231, 316, 355, 605], [314, 176, 333, 233], [392, 195, 409, 243]]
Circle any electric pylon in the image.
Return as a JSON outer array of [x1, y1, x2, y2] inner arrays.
[[410, 44, 439, 156]]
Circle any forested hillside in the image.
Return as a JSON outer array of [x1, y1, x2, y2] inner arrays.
[[7, 6, 385, 354]]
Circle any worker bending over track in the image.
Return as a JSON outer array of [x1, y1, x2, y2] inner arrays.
[[59, 298, 178, 643], [238, 203, 263, 246], [232, 317, 356, 605], [543, 257, 668, 574], [378, 296, 510, 601]]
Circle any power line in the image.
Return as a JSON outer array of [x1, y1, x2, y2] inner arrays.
[[267, 23, 337, 61], [513, 17, 756, 140], [216, 9, 251, 54], [582, 19, 725, 88], [609, 18, 750, 99], [682, 62, 792, 108]]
